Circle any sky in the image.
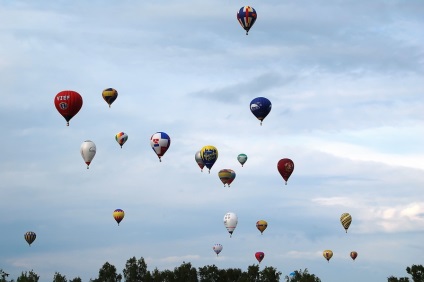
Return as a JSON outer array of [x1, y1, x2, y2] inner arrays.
[[0, 0, 423, 281]]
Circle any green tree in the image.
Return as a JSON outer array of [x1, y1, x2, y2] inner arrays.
[[90, 262, 122, 282], [150, 268, 164, 282], [221, 268, 243, 282], [406, 265, 424, 282], [387, 277, 410, 282], [0, 269, 14, 282], [123, 257, 151, 282], [69, 278, 82, 282], [260, 266, 282, 282], [52, 272, 67, 282], [198, 265, 220, 282], [173, 262, 198, 282], [284, 269, 321, 282], [245, 264, 260, 282], [16, 270, 39, 282]]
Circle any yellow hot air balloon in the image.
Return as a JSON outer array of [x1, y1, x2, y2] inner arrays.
[[200, 145, 218, 173], [256, 220, 268, 234], [102, 88, 118, 108], [340, 213, 352, 233], [323, 250, 333, 262], [113, 209, 125, 226]]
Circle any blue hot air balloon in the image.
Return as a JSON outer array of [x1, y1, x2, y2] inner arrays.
[[237, 6, 257, 35], [250, 97, 272, 125]]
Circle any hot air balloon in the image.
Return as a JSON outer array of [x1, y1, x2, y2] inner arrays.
[[250, 97, 271, 125], [256, 220, 268, 235], [102, 88, 118, 108], [80, 140, 96, 169], [277, 158, 294, 185], [237, 6, 257, 35], [54, 90, 83, 126], [340, 213, 352, 233], [200, 145, 218, 173], [350, 251, 358, 261], [213, 244, 223, 256], [223, 212, 238, 237], [237, 153, 248, 167], [218, 169, 236, 187], [113, 209, 125, 225], [24, 231, 36, 246], [115, 132, 128, 148], [195, 151, 205, 172], [150, 132, 171, 162], [255, 252, 265, 263], [323, 250, 333, 262]]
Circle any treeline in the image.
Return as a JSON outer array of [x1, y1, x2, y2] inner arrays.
[[1, 257, 423, 282]]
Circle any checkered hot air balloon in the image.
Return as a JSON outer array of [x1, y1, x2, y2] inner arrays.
[[237, 6, 257, 35], [150, 132, 171, 162]]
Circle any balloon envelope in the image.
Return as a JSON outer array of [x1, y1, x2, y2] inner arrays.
[[24, 231, 36, 246], [223, 212, 238, 237], [150, 132, 171, 161], [255, 252, 265, 263], [115, 132, 128, 148], [54, 90, 83, 126], [213, 244, 223, 256], [113, 209, 125, 225], [256, 220, 268, 234], [250, 97, 271, 125], [237, 153, 248, 167], [237, 6, 257, 35], [277, 158, 294, 185], [200, 145, 218, 173], [323, 250, 333, 262], [340, 213, 352, 232], [350, 251, 358, 261], [218, 169, 236, 187], [102, 88, 118, 108], [80, 140, 96, 169], [195, 151, 205, 171]]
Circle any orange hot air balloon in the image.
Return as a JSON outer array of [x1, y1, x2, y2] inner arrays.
[[256, 220, 268, 234], [323, 250, 333, 262], [350, 251, 358, 261], [113, 209, 125, 225], [277, 158, 294, 185], [54, 90, 83, 126]]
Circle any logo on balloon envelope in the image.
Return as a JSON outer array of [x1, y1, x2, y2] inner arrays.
[[59, 102, 68, 110]]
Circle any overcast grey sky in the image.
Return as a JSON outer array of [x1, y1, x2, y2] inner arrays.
[[0, 1, 423, 281]]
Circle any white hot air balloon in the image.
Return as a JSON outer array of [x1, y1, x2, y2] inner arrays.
[[195, 150, 205, 172], [213, 244, 223, 256], [80, 140, 96, 169], [223, 212, 238, 237]]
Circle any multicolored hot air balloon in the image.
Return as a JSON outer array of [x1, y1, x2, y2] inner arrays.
[[115, 132, 128, 148], [223, 212, 238, 238], [237, 6, 257, 35], [350, 251, 358, 261], [323, 250, 333, 262], [250, 97, 271, 125], [150, 132, 171, 162], [256, 220, 268, 235], [113, 209, 125, 225], [80, 140, 96, 169], [237, 154, 248, 167], [255, 252, 265, 263], [340, 213, 352, 233], [54, 90, 83, 126], [213, 244, 223, 256], [24, 231, 36, 246], [200, 145, 218, 173], [195, 151, 205, 172], [218, 169, 236, 187], [277, 158, 294, 185], [102, 88, 118, 108]]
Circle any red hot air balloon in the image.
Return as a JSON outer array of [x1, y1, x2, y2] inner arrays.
[[54, 90, 83, 126], [350, 251, 358, 261], [277, 158, 294, 185], [255, 252, 265, 263]]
